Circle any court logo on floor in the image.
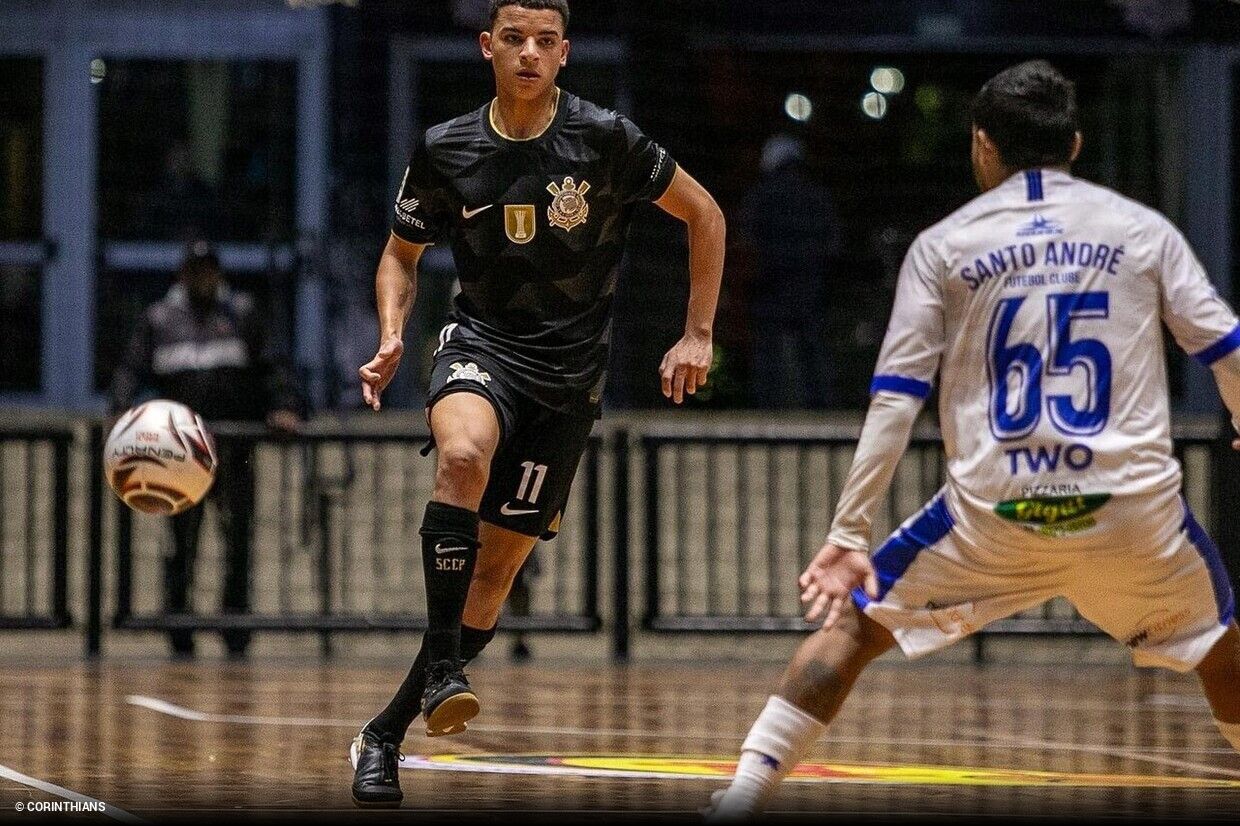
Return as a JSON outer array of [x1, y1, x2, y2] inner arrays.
[[403, 754, 1240, 788]]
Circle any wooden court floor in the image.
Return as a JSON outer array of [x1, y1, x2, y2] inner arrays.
[[1, 654, 1239, 823]]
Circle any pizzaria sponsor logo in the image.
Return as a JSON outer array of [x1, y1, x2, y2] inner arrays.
[[994, 492, 1111, 536]]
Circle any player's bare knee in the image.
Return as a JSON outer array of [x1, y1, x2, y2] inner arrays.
[[435, 441, 490, 491]]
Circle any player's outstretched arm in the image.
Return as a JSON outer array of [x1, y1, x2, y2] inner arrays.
[[653, 167, 725, 404], [360, 234, 426, 411], [805, 390, 923, 627]]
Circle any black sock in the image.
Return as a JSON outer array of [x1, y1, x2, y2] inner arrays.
[[460, 623, 497, 664], [420, 501, 480, 663], [368, 643, 429, 742], [366, 624, 496, 743]]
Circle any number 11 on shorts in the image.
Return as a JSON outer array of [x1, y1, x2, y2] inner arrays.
[[516, 461, 548, 505]]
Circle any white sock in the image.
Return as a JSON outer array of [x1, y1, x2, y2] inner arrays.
[[1216, 718, 1240, 752], [712, 695, 825, 818]]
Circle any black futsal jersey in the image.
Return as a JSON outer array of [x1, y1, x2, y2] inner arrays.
[[390, 89, 677, 413]]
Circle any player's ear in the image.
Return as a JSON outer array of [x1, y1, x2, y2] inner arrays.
[[559, 38, 569, 68], [480, 30, 494, 61], [1070, 131, 1083, 163], [972, 126, 987, 151], [974, 127, 999, 162]]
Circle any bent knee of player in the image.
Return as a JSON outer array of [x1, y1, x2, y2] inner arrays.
[[435, 440, 492, 493]]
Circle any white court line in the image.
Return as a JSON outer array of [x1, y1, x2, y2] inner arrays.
[[125, 695, 1236, 757], [126, 696, 359, 728], [0, 764, 146, 824], [959, 727, 1240, 780]]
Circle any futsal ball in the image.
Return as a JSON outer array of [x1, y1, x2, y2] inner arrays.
[[104, 399, 217, 515]]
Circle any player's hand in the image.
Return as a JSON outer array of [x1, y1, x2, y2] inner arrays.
[[1233, 437, 1240, 452], [359, 336, 404, 412], [799, 542, 878, 630], [659, 331, 713, 404]]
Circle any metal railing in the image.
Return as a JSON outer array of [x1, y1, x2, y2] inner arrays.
[[87, 423, 602, 655], [0, 417, 1231, 661], [633, 426, 1233, 660], [0, 425, 72, 631]]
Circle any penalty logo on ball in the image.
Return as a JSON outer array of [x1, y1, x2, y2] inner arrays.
[[104, 399, 217, 515]]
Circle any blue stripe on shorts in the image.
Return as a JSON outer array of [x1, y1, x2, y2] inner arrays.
[[1183, 505, 1236, 625], [854, 494, 955, 609]]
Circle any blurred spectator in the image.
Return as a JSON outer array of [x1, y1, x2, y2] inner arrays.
[[108, 240, 304, 660], [737, 134, 841, 409], [140, 139, 224, 240]]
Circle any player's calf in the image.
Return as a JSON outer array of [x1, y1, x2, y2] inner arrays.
[[1195, 622, 1240, 750]]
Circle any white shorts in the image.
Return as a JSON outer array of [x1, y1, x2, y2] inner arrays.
[[853, 487, 1235, 671]]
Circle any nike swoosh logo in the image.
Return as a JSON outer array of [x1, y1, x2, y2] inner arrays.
[[499, 503, 539, 517], [434, 543, 468, 555], [461, 204, 495, 219]]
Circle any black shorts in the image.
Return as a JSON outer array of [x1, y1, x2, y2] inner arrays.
[[426, 338, 597, 540]]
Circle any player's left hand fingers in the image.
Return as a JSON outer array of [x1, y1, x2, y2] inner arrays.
[[822, 596, 845, 631], [864, 568, 879, 600], [804, 590, 830, 624], [672, 367, 687, 404], [800, 580, 820, 604], [684, 365, 699, 396]]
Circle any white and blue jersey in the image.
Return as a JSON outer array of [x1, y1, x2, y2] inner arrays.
[[847, 168, 1236, 669]]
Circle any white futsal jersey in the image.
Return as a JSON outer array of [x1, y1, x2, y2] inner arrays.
[[874, 168, 1240, 545], [851, 168, 1238, 668]]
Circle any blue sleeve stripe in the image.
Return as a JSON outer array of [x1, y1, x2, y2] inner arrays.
[[1193, 323, 1240, 366], [870, 375, 932, 399]]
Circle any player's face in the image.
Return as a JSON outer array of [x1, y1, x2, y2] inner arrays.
[[481, 7, 568, 102]]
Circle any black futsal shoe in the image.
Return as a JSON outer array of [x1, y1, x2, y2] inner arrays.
[[422, 658, 479, 737], [349, 726, 403, 808]]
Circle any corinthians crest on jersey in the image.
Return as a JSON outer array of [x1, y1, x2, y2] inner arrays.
[[547, 176, 590, 231]]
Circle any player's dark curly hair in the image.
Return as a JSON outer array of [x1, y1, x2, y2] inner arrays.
[[489, 0, 569, 32], [972, 60, 1079, 170]]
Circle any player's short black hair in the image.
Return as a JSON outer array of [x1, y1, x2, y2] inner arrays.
[[489, 0, 569, 32], [971, 60, 1079, 170]]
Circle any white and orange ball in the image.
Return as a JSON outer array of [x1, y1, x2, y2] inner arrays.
[[104, 400, 217, 515]]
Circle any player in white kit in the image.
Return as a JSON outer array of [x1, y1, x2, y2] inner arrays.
[[705, 60, 1240, 820]]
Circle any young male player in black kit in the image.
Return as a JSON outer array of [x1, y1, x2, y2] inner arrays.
[[349, 0, 725, 807]]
